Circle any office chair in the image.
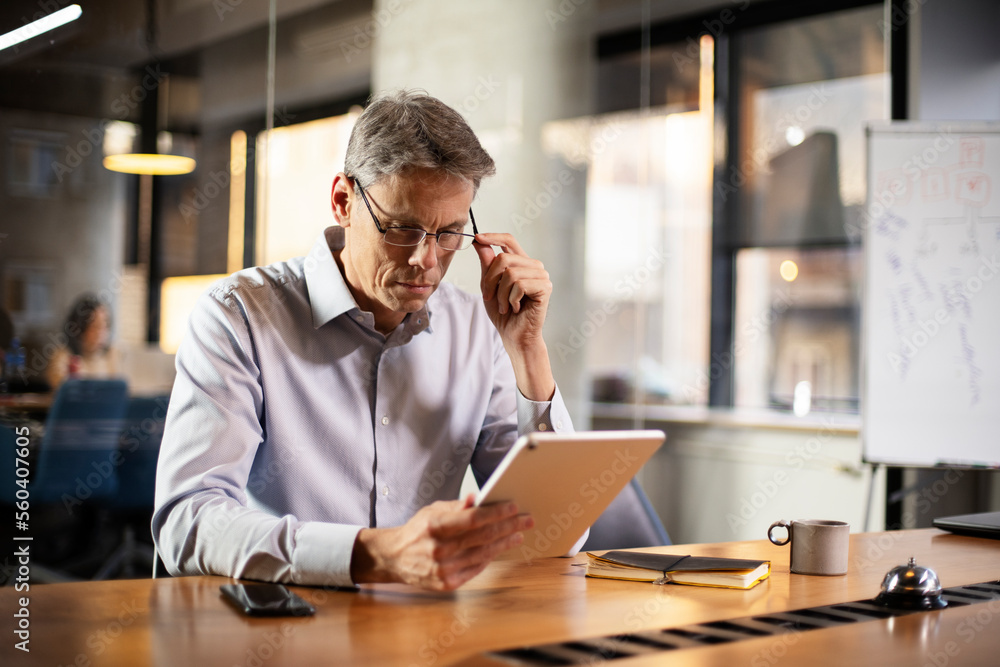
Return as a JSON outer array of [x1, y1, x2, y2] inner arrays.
[[0, 379, 128, 581], [93, 395, 168, 579], [581, 477, 671, 551], [0, 379, 128, 505]]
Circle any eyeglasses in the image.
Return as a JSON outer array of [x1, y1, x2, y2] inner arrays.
[[354, 179, 478, 251]]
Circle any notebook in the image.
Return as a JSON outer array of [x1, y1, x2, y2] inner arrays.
[[585, 551, 771, 590], [932, 511, 1000, 540]]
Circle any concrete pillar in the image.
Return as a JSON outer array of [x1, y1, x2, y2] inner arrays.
[[372, 0, 594, 423]]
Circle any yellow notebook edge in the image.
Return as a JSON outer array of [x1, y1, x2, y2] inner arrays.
[[668, 568, 772, 590]]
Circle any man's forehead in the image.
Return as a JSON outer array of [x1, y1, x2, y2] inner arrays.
[[367, 171, 474, 220], [374, 168, 473, 193]]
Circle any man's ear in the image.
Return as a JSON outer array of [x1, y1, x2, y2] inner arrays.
[[331, 172, 352, 227]]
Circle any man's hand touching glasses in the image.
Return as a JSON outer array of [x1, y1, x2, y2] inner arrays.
[[473, 233, 555, 403]]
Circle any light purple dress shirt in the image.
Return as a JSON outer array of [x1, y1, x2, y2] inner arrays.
[[152, 227, 573, 587]]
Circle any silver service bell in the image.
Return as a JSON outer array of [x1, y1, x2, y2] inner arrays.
[[874, 557, 948, 610]]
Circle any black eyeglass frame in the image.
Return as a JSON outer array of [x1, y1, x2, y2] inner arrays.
[[351, 178, 479, 251]]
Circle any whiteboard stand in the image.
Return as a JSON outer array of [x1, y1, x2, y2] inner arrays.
[[863, 462, 880, 532]]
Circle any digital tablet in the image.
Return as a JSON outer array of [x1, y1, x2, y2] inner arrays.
[[474, 430, 665, 561]]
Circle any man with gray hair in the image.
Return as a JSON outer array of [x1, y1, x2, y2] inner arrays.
[[153, 90, 574, 590]]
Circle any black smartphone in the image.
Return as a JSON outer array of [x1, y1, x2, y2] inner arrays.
[[219, 583, 316, 617]]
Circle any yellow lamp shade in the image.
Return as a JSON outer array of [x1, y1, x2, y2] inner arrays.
[[103, 153, 196, 175]]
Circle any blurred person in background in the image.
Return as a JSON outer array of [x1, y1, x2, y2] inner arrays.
[[45, 294, 122, 390]]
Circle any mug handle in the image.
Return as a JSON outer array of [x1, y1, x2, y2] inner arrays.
[[768, 520, 792, 546]]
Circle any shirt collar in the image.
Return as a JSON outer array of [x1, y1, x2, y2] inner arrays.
[[304, 226, 432, 336], [305, 227, 357, 329]]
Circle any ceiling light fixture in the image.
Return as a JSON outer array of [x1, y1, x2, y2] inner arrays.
[[101, 0, 196, 176], [0, 4, 82, 52], [102, 153, 196, 175]]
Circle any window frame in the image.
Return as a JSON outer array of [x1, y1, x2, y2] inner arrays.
[[597, 0, 893, 409]]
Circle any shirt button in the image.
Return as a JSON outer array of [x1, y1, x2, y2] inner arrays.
[[381, 416, 389, 425], [538, 423, 548, 431], [556, 421, 563, 430], [382, 485, 389, 496]]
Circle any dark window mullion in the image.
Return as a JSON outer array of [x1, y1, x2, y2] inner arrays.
[[708, 33, 737, 408]]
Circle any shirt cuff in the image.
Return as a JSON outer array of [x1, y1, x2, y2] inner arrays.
[[516, 384, 572, 434], [291, 522, 365, 587]]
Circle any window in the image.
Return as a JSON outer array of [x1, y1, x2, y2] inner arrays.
[[728, 4, 887, 415], [592, 1, 888, 418], [733, 246, 861, 413], [551, 37, 715, 409], [255, 111, 359, 266]]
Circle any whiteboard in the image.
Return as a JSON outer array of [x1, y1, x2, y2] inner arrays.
[[863, 122, 1000, 467]]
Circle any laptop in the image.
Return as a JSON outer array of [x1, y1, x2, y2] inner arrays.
[[932, 511, 1000, 540]]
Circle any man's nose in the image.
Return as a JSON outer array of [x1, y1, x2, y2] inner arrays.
[[409, 235, 439, 269]]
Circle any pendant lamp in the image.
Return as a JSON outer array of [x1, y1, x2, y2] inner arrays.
[[103, 0, 195, 176]]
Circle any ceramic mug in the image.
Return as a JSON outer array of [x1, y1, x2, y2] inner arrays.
[[767, 519, 849, 575]]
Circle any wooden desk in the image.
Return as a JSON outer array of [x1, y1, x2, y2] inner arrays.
[[0, 393, 52, 412], [2, 529, 998, 666]]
